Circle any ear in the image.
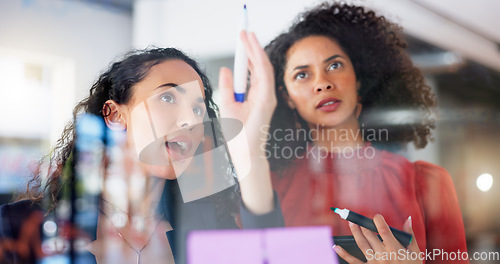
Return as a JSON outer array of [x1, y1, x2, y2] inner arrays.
[[355, 102, 362, 119], [355, 81, 362, 119], [355, 94, 362, 119], [279, 86, 296, 109], [103, 100, 126, 130]]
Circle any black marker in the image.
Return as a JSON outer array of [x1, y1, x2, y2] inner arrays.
[[331, 207, 412, 248]]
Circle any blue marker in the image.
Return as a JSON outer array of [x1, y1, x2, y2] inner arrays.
[[233, 4, 248, 102]]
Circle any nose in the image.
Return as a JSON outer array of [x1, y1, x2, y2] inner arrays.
[[313, 73, 334, 93], [177, 117, 196, 131], [176, 108, 197, 131]]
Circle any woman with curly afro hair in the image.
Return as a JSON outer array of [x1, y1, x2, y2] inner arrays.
[[220, 2, 468, 264]]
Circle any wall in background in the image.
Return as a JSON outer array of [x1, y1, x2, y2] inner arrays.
[[0, 0, 132, 194], [0, 0, 132, 144]]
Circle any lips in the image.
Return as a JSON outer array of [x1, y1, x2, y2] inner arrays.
[[316, 97, 341, 112], [165, 135, 193, 161]]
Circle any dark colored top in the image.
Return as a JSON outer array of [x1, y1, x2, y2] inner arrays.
[[161, 179, 284, 264], [0, 181, 284, 264], [0, 200, 43, 264]]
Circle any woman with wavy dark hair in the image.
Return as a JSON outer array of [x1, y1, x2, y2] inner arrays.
[[221, 2, 468, 264], [1, 42, 283, 263]]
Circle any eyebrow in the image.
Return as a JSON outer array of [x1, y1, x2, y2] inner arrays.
[[157, 82, 180, 91], [157, 82, 204, 103], [324, 55, 343, 63], [291, 54, 344, 71]]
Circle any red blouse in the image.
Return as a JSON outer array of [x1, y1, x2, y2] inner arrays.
[[271, 145, 468, 264]]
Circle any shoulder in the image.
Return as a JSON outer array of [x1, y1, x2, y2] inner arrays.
[[375, 149, 451, 178], [1, 200, 40, 217], [373, 150, 456, 191], [411, 161, 461, 215], [414, 160, 448, 174], [377, 151, 455, 190], [0, 200, 41, 238], [413, 160, 454, 187]]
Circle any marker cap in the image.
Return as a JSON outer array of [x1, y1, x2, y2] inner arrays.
[[234, 93, 245, 102]]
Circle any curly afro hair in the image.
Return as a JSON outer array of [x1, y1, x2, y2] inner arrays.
[[265, 2, 436, 172]]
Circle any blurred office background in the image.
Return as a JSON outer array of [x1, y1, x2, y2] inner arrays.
[[0, 0, 499, 262]]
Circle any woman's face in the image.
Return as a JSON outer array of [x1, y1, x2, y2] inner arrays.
[[123, 59, 206, 179], [283, 35, 360, 130]]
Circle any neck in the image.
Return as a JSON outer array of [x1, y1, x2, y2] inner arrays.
[[309, 118, 364, 151], [98, 176, 168, 257], [102, 176, 166, 221]]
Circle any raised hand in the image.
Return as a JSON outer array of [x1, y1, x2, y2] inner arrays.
[[219, 31, 276, 148], [218, 31, 276, 214]]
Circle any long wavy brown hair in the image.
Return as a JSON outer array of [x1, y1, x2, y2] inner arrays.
[[18, 48, 238, 218]]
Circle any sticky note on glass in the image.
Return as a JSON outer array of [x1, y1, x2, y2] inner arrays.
[[187, 226, 338, 264]]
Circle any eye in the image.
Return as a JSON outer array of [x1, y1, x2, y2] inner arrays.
[[193, 105, 204, 117], [294, 72, 308, 80], [328, 62, 343, 71], [160, 93, 175, 103]]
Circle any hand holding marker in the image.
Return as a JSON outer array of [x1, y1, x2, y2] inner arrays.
[[332, 208, 413, 248], [233, 4, 248, 102]]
